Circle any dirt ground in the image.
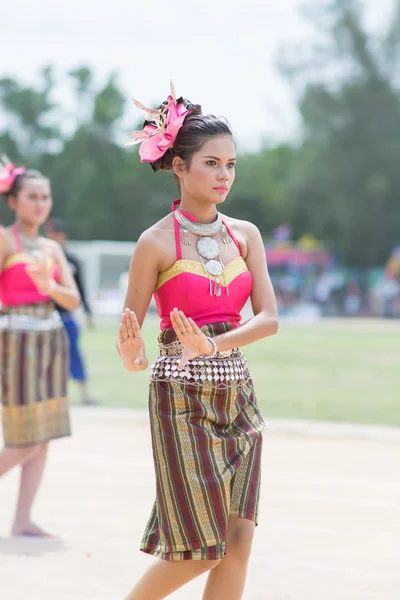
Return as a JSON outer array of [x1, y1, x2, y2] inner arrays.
[[0, 409, 399, 600]]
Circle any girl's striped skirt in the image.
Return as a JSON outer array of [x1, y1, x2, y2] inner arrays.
[[141, 322, 265, 561], [0, 303, 71, 447]]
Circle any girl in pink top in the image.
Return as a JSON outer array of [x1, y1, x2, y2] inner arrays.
[[118, 84, 278, 600], [0, 159, 80, 537]]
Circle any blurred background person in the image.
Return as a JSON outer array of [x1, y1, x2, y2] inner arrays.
[[45, 217, 99, 406], [0, 159, 80, 536]]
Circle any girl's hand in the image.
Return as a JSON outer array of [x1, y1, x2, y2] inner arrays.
[[118, 308, 148, 371], [25, 256, 56, 295], [170, 308, 214, 370]]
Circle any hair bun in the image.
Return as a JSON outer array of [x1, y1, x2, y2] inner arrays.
[[150, 99, 202, 173]]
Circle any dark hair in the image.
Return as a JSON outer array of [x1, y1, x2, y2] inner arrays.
[[148, 99, 233, 173], [2, 169, 48, 199]]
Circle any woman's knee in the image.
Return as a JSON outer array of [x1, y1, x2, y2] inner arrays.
[[227, 519, 255, 559], [190, 558, 222, 576], [29, 442, 48, 458], [207, 558, 222, 571], [11, 446, 33, 460], [11, 445, 39, 464]]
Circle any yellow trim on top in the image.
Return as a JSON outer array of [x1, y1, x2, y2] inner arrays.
[[3, 253, 55, 270], [156, 256, 249, 291]]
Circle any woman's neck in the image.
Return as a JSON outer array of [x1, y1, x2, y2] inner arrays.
[[179, 195, 218, 224], [15, 220, 40, 239]]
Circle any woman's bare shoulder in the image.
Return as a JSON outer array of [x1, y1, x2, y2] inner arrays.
[[135, 213, 176, 270], [219, 214, 261, 259], [2, 227, 18, 254], [40, 237, 59, 255], [138, 213, 175, 246], [220, 214, 260, 235]]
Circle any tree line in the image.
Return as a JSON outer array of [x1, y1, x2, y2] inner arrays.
[[1, 0, 399, 267]]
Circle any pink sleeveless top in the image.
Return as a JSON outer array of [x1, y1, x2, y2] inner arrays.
[[0, 225, 60, 306], [154, 205, 252, 330]]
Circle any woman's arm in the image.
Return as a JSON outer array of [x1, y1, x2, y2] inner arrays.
[[122, 232, 162, 326], [212, 221, 278, 353], [116, 231, 163, 370], [47, 242, 81, 311], [0, 226, 7, 274]]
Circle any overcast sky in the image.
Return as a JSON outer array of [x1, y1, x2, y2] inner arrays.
[[1, 0, 394, 150]]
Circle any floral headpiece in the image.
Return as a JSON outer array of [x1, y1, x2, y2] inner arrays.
[[0, 155, 26, 194], [125, 81, 189, 163]]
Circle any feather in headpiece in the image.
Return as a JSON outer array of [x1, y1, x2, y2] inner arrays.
[[125, 129, 154, 146], [170, 80, 177, 102], [131, 99, 162, 121], [125, 81, 189, 163]]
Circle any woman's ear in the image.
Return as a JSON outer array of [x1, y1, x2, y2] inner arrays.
[[172, 156, 186, 178]]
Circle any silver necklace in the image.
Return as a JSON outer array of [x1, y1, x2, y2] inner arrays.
[[174, 209, 223, 237], [17, 228, 44, 262], [174, 209, 232, 297]]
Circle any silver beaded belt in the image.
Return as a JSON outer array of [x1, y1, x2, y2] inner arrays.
[[0, 310, 62, 332], [150, 341, 250, 388]]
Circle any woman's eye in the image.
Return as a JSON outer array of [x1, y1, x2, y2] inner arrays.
[[227, 162, 236, 169], [206, 160, 217, 167]]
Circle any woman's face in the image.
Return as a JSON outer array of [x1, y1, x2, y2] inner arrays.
[[178, 135, 236, 206], [9, 178, 52, 226]]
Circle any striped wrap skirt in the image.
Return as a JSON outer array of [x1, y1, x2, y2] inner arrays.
[[141, 322, 265, 561], [0, 303, 71, 447]]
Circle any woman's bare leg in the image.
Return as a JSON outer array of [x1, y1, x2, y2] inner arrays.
[[202, 517, 255, 600], [0, 445, 38, 477], [125, 558, 221, 600], [11, 443, 50, 536]]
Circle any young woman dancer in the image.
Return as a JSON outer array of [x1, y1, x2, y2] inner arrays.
[[118, 85, 278, 599], [0, 159, 80, 536]]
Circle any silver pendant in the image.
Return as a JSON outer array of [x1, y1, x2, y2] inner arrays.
[[220, 224, 232, 244], [180, 229, 191, 246], [197, 236, 219, 259], [205, 260, 223, 276]]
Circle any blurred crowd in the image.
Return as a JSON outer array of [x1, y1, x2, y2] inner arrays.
[[265, 227, 400, 319], [272, 265, 400, 318]]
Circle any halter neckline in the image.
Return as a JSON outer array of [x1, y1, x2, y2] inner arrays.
[[171, 199, 198, 223], [171, 200, 242, 260], [171, 199, 219, 225]]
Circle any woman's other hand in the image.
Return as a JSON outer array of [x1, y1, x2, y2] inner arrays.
[[170, 308, 214, 370], [118, 308, 148, 371]]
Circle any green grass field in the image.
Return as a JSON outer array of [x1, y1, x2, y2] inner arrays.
[[71, 317, 400, 427]]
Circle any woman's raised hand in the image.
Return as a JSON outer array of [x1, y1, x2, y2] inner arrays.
[[170, 308, 214, 370], [118, 308, 148, 371], [25, 256, 55, 295]]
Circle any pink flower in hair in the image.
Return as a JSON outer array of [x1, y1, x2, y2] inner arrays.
[[125, 81, 189, 163], [0, 159, 26, 194]]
